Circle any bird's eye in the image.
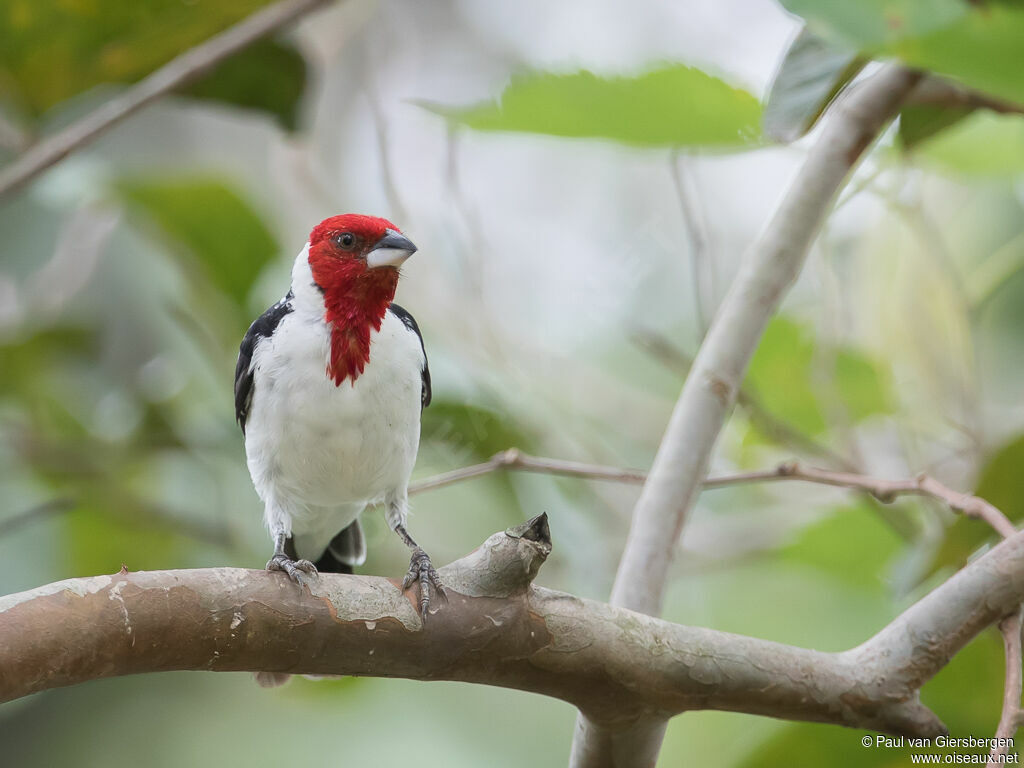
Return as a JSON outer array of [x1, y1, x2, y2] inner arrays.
[[334, 232, 357, 250]]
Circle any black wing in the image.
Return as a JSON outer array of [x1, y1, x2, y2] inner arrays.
[[388, 302, 431, 409], [234, 292, 294, 434]]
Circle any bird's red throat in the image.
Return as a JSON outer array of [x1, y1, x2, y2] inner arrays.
[[308, 249, 399, 386]]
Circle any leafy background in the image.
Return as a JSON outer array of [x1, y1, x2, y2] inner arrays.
[[1, 0, 1024, 766]]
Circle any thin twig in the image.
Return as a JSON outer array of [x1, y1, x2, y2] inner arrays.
[[989, 609, 1024, 767], [412, 450, 1016, 539], [0, 0, 332, 199], [669, 151, 712, 341], [409, 448, 646, 495]]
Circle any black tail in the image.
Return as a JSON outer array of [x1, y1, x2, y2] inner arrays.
[[312, 520, 365, 574], [313, 550, 354, 574]]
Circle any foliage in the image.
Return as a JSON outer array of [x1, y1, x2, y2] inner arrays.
[[422, 66, 763, 148], [763, 27, 866, 143], [2, 0, 1024, 766], [782, 0, 1024, 105], [0, 0, 305, 128]]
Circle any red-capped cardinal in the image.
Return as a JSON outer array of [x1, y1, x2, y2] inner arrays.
[[235, 215, 441, 630]]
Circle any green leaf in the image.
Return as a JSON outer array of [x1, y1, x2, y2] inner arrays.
[[421, 66, 763, 149], [744, 317, 893, 449], [888, 4, 1024, 106], [835, 348, 891, 421], [116, 177, 278, 305], [911, 111, 1024, 177], [779, 0, 970, 49], [65, 502, 183, 576], [780, 1, 1024, 105], [929, 433, 1024, 575], [779, 503, 902, 593], [421, 401, 536, 460], [764, 27, 867, 143], [0, 0, 275, 118], [179, 39, 307, 130], [746, 317, 826, 435], [898, 103, 974, 149]]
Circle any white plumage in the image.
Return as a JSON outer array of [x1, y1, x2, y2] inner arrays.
[[240, 244, 426, 565]]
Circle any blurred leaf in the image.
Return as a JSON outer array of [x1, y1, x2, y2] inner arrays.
[[64, 502, 183, 577], [764, 27, 867, 143], [0, 0, 274, 118], [736, 722, 882, 768], [179, 39, 307, 130], [779, 0, 967, 48], [780, 1, 1024, 105], [911, 111, 1024, 176], [0, 326, 94, 403], [929, 433, 1024, 575], [834, 348, 891, 421], [116, 177, 278, 305], [887, 4, 1024, 107], [898, 103, 973, 149], [746, 317, 826, 435], [422, 400, 535, 461], [421, 66, 763, 149], [779, 503, 902, 593], [967, 230, 1024, 310], [746, 317, 894, 444], [920, 627, 1005, 737]]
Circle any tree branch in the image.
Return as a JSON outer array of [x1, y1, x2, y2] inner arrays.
[[572, 65, 924, 767], [0, 0, 331, 199], [6, 514, 1024, 742], [989, 610, 1024, 767], [413, 451, 1007, 539]]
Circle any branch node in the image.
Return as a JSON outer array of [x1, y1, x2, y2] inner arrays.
[[499, 447, 522, 466], [777, 460, 799, 477], [507, 512, 551, 549]]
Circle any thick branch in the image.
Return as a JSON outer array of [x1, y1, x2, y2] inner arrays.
[[6, 516, 1024, 742], [0, 0, 331, 199], [573, 65, 923, 768]]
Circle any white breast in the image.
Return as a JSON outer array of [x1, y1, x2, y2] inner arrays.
[[243, 300, 424, 551]]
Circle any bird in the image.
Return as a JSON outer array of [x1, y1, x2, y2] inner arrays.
[[234, 214, 442, 621]]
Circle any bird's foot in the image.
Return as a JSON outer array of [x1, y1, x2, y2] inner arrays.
[[266, 554, 318, 588], [401, 547, 446, 620]]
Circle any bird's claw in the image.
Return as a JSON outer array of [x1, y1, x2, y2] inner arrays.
[[266, 554, 318, 588], [402, 547, 445, 620]]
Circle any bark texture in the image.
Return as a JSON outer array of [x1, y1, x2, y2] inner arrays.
[[3, 514, 1024, 745]]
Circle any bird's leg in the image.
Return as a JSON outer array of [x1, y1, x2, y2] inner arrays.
[[394, 523, 445, 619], [265, 532, 317, 588]]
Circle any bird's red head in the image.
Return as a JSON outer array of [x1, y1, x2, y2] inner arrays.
[[307, 214, 417, 386]]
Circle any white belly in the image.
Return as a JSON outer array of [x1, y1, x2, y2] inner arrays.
[[244, 309, 423, 544]]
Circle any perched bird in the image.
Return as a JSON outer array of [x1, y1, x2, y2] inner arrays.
[[234, 214, 442, 618]]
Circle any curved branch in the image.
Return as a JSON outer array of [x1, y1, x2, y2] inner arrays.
[[571, 63, 924, 768], [5, 516, 1024, 743]]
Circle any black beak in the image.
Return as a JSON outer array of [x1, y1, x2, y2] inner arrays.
[[366, 229, 417, 269], [373, 230, 417, 254]]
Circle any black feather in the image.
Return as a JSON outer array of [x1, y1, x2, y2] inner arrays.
[[388, 302, 431, 409], [234, 292, 294, 434]]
